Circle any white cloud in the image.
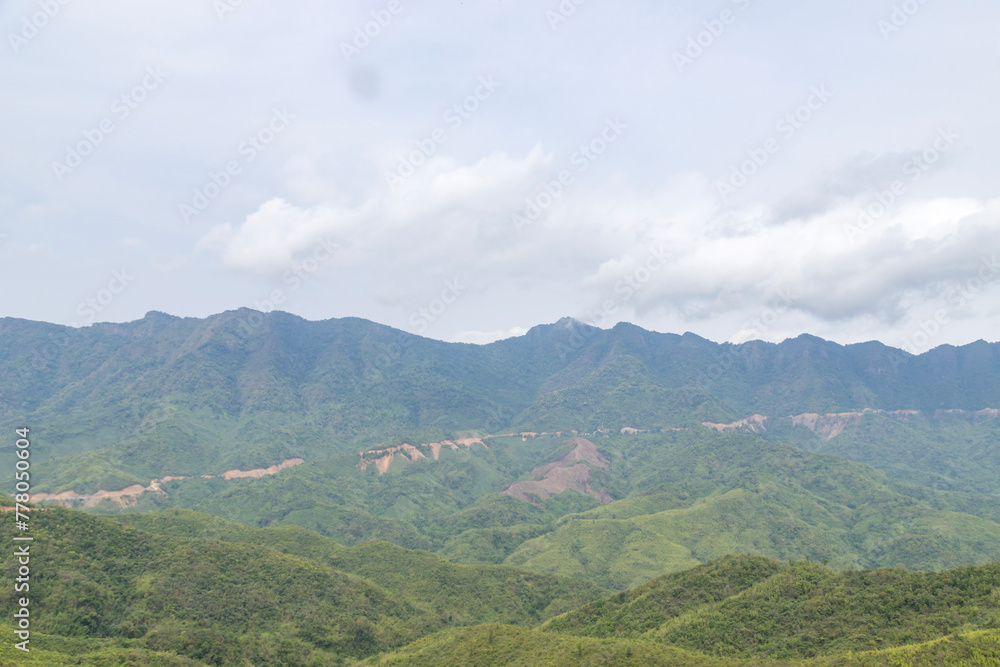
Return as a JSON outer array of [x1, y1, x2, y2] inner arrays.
[[197, 145, 553, 276], [452, 327, 529, 344], [5, 0, 1000, 348]]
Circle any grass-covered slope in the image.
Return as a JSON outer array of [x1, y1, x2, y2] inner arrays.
[[0, 625, 211, 666], [360, 624, 1000, 666], [0, 508, 427, 663], [0, 506, 601, 665], [361, 624, 737, 666], [4, 311, 1000, 496], [502, 432, 1000, 589], [543, 555, 784, 638], [114, 508, 605, 626], [548, 555, 1000, 659]]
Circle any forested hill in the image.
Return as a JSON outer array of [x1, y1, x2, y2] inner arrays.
[[1, 310, 997, 485]]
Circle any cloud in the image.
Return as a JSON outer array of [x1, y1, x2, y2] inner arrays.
[[452, 327, 529, 344], [623, 196, 998, 325], [196, 199, 355, 273], [198, 136, 1000, 338], [7, 0, 1000, 348], [197, 145, 553, 276]]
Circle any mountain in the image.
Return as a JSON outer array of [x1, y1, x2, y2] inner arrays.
[[8, 502, 1000, 666], [361, 625, 1000, 666], [0, 505, 602, 663], [545, 553, 1000, 659], [5, 310, 1000, 664], [4, 312, 1000, 587], [2, 310, 999, 496], [363, 554, 1000, 665]]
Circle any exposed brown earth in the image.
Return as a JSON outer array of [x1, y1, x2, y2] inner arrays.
[[501, 437, 613, 505], [703, 408, 999, 442], [703, 414, 769, 433], [357, 432, 566, 473], [358, 439, 484, 473], [788, 408, 989, 441], [790, 411, 869, 441], [221, 458, 305, 480], [33, 458, 305, 509]]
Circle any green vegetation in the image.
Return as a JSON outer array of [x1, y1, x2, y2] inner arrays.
[[0, 625, 211, 666], [4, 312, 1000, 664], [4, 312, 999, 497], [0, 507, 601, 665], [544, 555, 784, 637], [363, 624, 738, 666], [549, 554, 1000, 658], [114, 509, 605, 627], [6, 507, 1000, 665], [500, 431, 1000, 589], [360, 625, 1000, 666]]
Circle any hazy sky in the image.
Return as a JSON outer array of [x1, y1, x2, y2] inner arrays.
[[2, 0, 998, 352]]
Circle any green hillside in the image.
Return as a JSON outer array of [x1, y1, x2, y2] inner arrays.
[[3, 312, 1000, 497], [113, 509, 605, 626], [0, 506, 601, 664], [359, 624, 1000, 666], [69, 428, 1000, 594], [4, 312, 1000, 664], [500, 431, 1000, 589], [6, 503, 1000, 665], [547, 554, 1000, 659]]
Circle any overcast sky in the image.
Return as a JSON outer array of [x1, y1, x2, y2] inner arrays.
[[2, 0, 998, 352]]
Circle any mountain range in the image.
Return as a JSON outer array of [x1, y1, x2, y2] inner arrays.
[[3, 310, 1000, 665]]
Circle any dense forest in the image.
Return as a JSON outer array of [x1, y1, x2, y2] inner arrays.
[[3, 312, 1000, 664]]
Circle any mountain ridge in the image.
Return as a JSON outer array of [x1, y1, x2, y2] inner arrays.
[[4, 309, 1000, 496]]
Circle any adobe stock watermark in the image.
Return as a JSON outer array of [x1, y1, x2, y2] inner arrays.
[[409, 278, 467, 334], [878, 0, 930, 40], [51, 66, 168, 182], [581, 245, 670, 330], [384, 76, 501, 191], [340, 0, 404, 62], [545, 0, 587, 31], [19, 268, 136, 378], [673, 0, 753, 73], [732, 287, 796, 342], [681, 285, 797, 405], [76, 269, 135, 325], [351, 333, 414, 390], [179, 107, 295, 224], [226, 235, 339, 345], [844, 127, 958, 244], [716, 85, 832, 201], [512, 117, 628, 234], [901, 255, 1000, 355], [214, 0, 248, 22], [551, 244, 668, 359], [7, 0, 71, 54]]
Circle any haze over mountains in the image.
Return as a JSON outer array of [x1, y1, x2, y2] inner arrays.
[[3, 309, 998, 484], [4, 310, 1000, 664]]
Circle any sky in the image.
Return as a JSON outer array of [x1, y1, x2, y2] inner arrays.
[[2, 0, 998, 353]]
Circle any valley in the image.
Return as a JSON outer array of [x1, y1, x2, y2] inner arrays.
[[3, 311, 1000, 664]]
